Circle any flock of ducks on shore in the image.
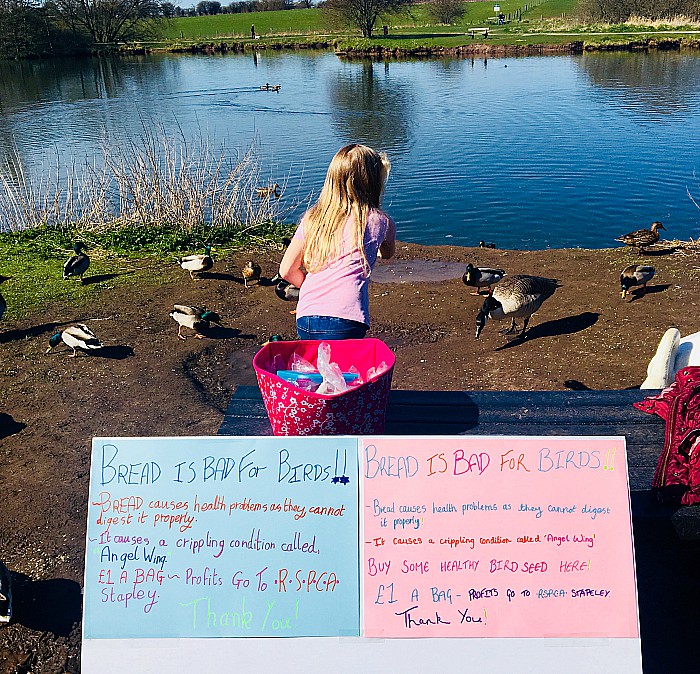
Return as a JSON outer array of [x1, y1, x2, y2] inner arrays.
[[0, 221, 668, 354], [464, 221, 665, 339]]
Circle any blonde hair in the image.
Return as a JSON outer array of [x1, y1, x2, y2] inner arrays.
[[303, 144, 390, 274]]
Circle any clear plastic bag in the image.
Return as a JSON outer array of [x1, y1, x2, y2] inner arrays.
[[316, 342, 348, 395], [367, 361, 388, 381], [290, 352, 316, 373]]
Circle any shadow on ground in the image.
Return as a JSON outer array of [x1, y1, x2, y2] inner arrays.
[[8, 573, 81, 637], [0, 322, 66, 344], [496, 312, 600, 350], [82, 271, 135, 285], [0, 413, 26, 439]]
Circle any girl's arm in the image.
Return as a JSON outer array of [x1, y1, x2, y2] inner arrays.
[[279, 235, 307, 287], [379, 216, 396, 260]]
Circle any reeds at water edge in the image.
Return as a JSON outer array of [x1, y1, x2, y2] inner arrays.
[[0, 126, 294, 235]]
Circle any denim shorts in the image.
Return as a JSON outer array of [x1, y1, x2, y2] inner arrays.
[[296, 315, 368, 340]]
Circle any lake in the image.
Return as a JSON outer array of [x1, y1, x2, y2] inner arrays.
[[1, 50, 699, 249]]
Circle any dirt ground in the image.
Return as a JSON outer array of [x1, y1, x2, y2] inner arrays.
[[1, 241, 699, 671]]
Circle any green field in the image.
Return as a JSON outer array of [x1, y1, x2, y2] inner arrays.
[[161, 1, 578, 41], [153, 0, 700, 51]]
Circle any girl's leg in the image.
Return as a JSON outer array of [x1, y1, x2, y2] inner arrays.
[[296, 316, 368, 340]]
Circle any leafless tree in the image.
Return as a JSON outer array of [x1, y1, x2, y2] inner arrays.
[[427, 0, 465, 25], [52, 0, 162, 44], [323, 0, 409, 38]]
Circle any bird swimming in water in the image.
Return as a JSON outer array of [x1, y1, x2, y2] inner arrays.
[[169, 305, 223, 340], [46, 324, 103, 357], [620, 264, 655, 299], [255, 183, 281, 198], [615, 221, 665, 253], [0, 275, 10, 324], [475, 274, 559, 339], [242, 260, 262, 288], [63, 242, 90, 283], [462, 264, 505, 295], [178, 245, 213, 281], [479, 241, 497, 249]]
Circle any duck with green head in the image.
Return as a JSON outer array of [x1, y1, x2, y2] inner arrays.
[[46, 324, 103, 357], [63, 242, 90, 283], [178, 245, 213, 281], [170, 305, 223, 339]]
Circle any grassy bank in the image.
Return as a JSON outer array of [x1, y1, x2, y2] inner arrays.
[[0, 222, 291, 319]]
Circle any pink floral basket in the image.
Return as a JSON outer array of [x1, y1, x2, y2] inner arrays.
[[253, 339, 395, 436]]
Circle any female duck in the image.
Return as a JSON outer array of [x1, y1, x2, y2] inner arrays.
[[475, 274, 559, 339], [242, 260, 262, 288], [46, 324, 103, 357], [615, 221, 665, 253], [178, 245, 213, 281], [63, 242, 90, 283]]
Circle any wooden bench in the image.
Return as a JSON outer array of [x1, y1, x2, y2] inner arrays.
[[219, 386, 700, 669], [219, 387, 700, 532], [468, 27, 489, 38]]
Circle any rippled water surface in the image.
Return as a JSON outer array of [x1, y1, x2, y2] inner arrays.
[[2, 51, 700, 248]]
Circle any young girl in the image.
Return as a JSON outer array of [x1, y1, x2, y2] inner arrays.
[[279, 144, 396, 340]]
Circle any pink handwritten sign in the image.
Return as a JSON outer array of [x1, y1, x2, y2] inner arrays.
[[362, 436, 638, 639]]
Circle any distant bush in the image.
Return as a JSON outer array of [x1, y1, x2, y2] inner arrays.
[[577, 0, 700, 23]]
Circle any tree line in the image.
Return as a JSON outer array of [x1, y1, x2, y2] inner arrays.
[[578, 0, 700, 22], [3, 0, 700, 60]]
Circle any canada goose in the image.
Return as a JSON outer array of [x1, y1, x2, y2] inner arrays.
[[63, 242, 90, 282], [615, 221, 665, 252], [479, 241, 496, 249], [255, 183, 281, 198], [620, 264, 655, 299], [178, 245, 213, 281], [242, 260, 262, 288], [462, 263, 505, 295], [169, 305, 223, 340], [475, 274, 559, 339], [46, 324, 103, 357]]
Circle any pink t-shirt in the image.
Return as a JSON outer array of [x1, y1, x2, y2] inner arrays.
[[294, 209, 394, 326]]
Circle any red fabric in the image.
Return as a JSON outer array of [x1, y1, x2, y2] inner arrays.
[[253, 339, 395, 436], [634, 366, 700, 504]]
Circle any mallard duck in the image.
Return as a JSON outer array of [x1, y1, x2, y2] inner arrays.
[[169, 305, 223, 340], [46, 324, 103, 357], [462, 263, 505, 295], [615, 221, 665, 252], [475, 274, 559, 339], [479, 241, 496, 249], [242, 260, 262, 288], [275, 279, 300, 302], [178, 245, 213, 281], [0, 275, 10, 323], [620, 264, 655, 299], [63, 242, 90, 283], [255, 183, 281, 198]]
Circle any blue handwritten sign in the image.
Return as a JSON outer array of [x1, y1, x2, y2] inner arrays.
[[83, 437, 359, 639]]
